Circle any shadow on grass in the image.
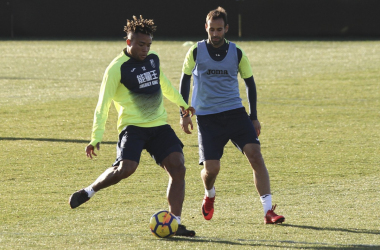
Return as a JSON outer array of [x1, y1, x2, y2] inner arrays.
[[0, 76, 97, 82], [167, 236, 379, 249], [164, 224, 380, 249], [282, 223, 380, 235], [0, 136, 200, 147], [0, 137, 116, 145]]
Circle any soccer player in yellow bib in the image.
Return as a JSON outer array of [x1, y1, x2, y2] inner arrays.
[[179, 7, 284, 224], [69, 16, 195, 237]]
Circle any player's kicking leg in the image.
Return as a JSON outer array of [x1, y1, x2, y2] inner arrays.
[[69, 160, 138, 208]]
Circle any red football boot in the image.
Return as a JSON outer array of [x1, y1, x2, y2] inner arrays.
[[264, 204, 285, 224], [201, 195, 215, 220]]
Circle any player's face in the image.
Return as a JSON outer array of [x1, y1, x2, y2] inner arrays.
[[126, 32, 152, 61], [205, 18, 228, 48]]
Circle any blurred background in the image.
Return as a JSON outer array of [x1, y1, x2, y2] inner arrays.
[[1, 0, 379, 39]]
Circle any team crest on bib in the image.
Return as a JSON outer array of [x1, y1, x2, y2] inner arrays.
[[150, 59, 156, 68]]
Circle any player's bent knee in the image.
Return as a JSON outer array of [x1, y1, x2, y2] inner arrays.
[[203, 161, 220, 176], [162, 152, 186, 176], [163, 157, 186, 179], [118, 160, 138, 179], [248, 154, 264, 167], [201, 168, 219, 180], [168, 163, 186, 180], [244, 145, 263, 163], [249, 151, 263, 161]]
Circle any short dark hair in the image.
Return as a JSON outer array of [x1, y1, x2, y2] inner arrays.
[[206, 6, 228, 26], [123, 15, 157, 39]]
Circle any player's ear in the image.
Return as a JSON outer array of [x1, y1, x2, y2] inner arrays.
[[225, 24, 229, 33], [205, 23, 208, 31]]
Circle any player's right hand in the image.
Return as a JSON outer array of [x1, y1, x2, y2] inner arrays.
[[85, 143, 100, 159], [180, 116, 193, 134]]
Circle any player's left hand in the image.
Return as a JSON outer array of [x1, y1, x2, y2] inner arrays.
[[252, 120, 261, 137]]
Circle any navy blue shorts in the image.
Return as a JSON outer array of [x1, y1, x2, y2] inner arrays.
[[196, 107, 259, 165], [112, 124, 184, 166]]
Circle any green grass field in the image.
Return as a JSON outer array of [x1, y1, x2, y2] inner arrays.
[[1, 39, 379, 249]]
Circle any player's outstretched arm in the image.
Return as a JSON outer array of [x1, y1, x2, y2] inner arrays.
[[85, 143, 100, 159]]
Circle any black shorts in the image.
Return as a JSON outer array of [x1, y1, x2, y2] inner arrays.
[[112, 124, 184, 166], [196, 107, 260, 165]]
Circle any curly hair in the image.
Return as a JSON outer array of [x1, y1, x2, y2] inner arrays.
[[123, 15, 157, 39], [206, 6, 228, 26]]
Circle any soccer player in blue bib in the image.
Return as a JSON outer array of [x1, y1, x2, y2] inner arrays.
[[69, 16, 195, 236], [179, 7, 285, 224]]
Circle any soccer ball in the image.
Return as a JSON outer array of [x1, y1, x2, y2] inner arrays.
[[149, 210, 178, 238]]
